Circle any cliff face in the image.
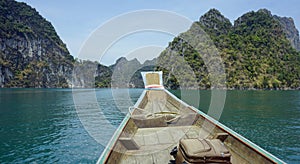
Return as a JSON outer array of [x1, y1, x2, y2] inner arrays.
[[274, 15, 300, 51], [199, 8, 232, 36], [234, 9, 300, 51], [0, 0, 74, 87], [72, 57, 156, 88], [2, 2, 299, 89], [72, 60, 112, 88], [156, 9, 300, 89], [108, 57, 156, 88]]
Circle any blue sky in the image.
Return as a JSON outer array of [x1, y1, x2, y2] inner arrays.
[[18, 0, 300, 65]]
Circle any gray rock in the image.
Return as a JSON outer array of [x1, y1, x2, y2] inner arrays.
[[274, 15, 300, 51], [199, 8, 232, 36], [0, 0, 74, 88]]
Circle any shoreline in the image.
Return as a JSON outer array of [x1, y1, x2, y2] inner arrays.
[[0, 87, 299, 90]]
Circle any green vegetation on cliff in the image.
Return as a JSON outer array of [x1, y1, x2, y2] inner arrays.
[[156, 9, 300, 89], [0, 0, 74, 87], [1, 1, 299, 89], [0, 0, 66, 49]]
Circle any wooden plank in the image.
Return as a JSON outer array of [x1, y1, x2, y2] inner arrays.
[[133, 134, 144, 146], [134, 154, 153, 164], [156, 128, 174, 144], [143, 132, 159, 146], [169, 126, 188, 141], [152, 149, 173, 163], [119, 154, 137, 164]]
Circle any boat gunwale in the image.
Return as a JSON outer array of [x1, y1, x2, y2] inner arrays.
[[97, 90, 148, 164], [98, 89, 286, 164]]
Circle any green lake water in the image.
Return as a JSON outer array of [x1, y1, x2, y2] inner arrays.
[[0, 89, 299, 163]]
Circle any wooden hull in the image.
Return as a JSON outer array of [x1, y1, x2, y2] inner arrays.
[[98, 89, 285, 164]]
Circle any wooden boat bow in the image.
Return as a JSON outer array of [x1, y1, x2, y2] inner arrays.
[[98, 71, 286, 164]]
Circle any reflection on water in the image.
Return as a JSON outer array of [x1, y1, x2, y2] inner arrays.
[[0, 89, 299, 163]]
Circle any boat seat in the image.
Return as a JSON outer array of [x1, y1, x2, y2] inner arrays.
[[129, 107, 176, 128], [213, 133, 229, 142], [176, 138, 231, 164], [119, 137, 140, 150], [170, 112, 198, 126], [131, 114, 168, 128]]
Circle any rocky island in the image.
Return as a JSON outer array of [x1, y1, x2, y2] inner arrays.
[[0, 0, 299, 89]]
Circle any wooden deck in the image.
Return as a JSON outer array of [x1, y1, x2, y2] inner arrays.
[[118, 125, 210, 164]]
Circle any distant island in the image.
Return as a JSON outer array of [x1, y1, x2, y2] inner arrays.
[[0, 0, 299, 89]]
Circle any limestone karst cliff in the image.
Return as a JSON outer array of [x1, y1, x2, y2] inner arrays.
[[0, 0, 74, 87]]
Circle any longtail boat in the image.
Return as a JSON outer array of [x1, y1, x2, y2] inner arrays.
[[98, 71, 285, 164]]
